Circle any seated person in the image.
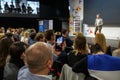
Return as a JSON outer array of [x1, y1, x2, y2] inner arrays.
[[4, 42, 28, 80], [4, 2, 9, 13], [21, 3, 26, 14], [18, 42, 53, 80], [62, 29, 73, 50], [72, 44, 120, 80], [67, 34, 88, 67], [112, 49, 120, 58], [27, 4, 33, 14]]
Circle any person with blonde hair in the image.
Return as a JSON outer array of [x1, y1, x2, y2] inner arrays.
[[35, 32, 45, 42], [21, 31, 29, 44], [94, 33, 111, 55]]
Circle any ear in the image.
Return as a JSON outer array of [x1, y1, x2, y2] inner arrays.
[[21, 52, 27, 64], [46, 59, 53, 69], [20, 52, 25, 60]]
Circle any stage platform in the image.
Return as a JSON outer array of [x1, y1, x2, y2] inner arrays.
[[70, 25, 120, 48]]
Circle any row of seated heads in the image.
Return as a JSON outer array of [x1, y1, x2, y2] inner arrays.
[[0, 28, 67, 67], [0, 28, 120, 80], [0, 29, 118, 59]]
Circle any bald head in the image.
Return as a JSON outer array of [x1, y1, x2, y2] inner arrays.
[[112, 49, 120, 58], [25, 42, 52, 71]]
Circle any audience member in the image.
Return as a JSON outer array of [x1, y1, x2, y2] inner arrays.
[[4, 42, 28, 80], [95, 33, 111, 55], [45, 30, 55, 47], [16, 3, 21, 13], [112, 49, 120, 58], [4, 2, 9, 13], [9, 2, 14, 13], [18, 42, 53, 80], [5, 33, 15, 42], [67, 34, 88, 67], [35, 32, 45, 42], [72, 43, 120, 80], [27, 4, 33, 14], [62, 29, 73, 47], [21, 3, 26, 14], [21, 31, 29, 44], [0, 37, 13, 80], [28, 32, 36, 45]]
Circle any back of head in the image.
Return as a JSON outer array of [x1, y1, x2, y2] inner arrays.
[[0, 37, 13, 68], [62, 29, 68, 34], [9, 41, 28, 59], [91, 43, 103, 54], [5, 33, 13, 39], [29, 32, 36, 40], [112, 49, 120, 58], [74, 35, 87, 54], [45, 30, 54, 41], [62, 29, 68, 37], [95, 33, 106, 52], [35, 32, 45, 42], [25, 42, 52, 73]]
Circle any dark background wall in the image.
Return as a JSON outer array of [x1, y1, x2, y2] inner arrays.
[[84, 0, 120, 26], [40, 0, 69, 32], [0, 17, 38, 30], [40, 0, 69, 19]]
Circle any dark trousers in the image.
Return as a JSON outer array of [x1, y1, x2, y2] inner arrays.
[[94, 26, 102, 35]]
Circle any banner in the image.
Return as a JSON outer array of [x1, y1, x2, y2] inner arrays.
[[69, 0, 84, 36]]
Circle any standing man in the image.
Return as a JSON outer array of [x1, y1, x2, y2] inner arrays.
[[94, 14, 103, 35]]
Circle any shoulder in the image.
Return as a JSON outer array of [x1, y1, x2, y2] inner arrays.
[[4, 63, 19, 80]]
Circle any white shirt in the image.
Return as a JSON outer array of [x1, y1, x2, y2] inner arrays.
[[95, 18, 103, 26]]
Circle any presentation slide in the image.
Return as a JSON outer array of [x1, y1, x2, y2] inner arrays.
[[0, 0, 39, 14]]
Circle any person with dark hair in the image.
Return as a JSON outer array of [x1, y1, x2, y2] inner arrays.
[[62, 29, 73, 48], [45, 30, 55, 47], [21, 3, 26, 14], [4, 2, 9, 13], [5, 33, 14, 42], [72, 44, 120, 80], [16, 3, 21, 13], [27, 4, 33, 14], [4, 42, 28, 80], [28, 32, 36, 45], [94, 14, 103, 35], [0, 37, 13, 80], [9, 2, 15, 13], [90, 43, 103, 54]]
